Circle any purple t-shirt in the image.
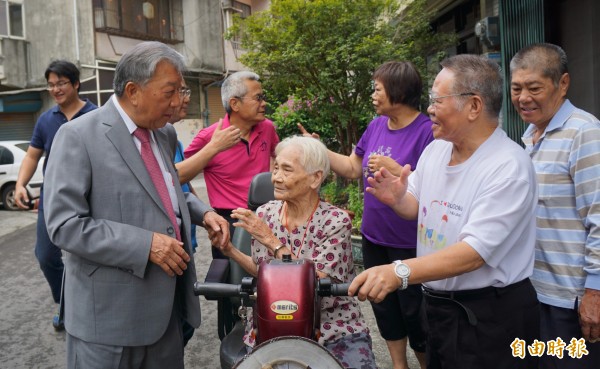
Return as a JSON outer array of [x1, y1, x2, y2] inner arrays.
[[355, 113, 434, 248]]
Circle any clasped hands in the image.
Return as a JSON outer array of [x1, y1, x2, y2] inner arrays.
[[208, 208, 278, 256]]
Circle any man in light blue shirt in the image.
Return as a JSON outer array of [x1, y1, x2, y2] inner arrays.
[[511, 43, 600, 368]]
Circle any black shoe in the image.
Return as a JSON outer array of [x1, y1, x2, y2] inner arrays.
[[53, 315, 64, 331]]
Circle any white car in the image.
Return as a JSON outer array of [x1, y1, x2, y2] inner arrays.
[[0, 141, 44, 211]]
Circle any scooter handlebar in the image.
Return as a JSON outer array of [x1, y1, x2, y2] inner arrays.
[[329, 282, 350, 296], [194, 282, 242, 297], [317, 278, 350, 297]]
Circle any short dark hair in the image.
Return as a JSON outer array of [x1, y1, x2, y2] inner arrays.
[[372, 61, 423, 110], [44, 60, 81, 92], [510, 43, 568, 87]]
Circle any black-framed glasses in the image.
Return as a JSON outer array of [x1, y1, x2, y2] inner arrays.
[[236, 93, 267, 103], [46, 80, 72, 90], [178, 87, 191, 98], [428, 92, 475, 107]]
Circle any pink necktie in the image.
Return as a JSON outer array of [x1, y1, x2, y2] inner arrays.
[[133, 128, 181, 241]]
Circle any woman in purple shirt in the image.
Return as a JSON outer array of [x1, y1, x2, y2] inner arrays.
[[301, 61, 433, 369]]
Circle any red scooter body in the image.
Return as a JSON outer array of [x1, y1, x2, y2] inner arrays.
[[254, 258, 320, 344]]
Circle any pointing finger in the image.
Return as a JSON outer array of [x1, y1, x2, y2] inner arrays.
[[297, 123, 309, 134]]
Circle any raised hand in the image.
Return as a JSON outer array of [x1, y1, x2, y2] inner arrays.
[[209, 119, 242, 152], [231, 208, 278, 247], [366, 165, 411, 207], [297, 123, 320, 139]]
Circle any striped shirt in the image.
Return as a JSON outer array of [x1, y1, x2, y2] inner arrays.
[[522, 99, 600, 309]]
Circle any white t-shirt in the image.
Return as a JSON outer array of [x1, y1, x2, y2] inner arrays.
[[408, 127, 538, 291]]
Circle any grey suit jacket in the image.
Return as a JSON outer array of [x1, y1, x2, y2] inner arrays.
[[43, 98, 209, 346]]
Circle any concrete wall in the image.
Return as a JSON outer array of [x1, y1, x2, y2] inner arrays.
[[182, 0, 224, 74], [25, 0, 96, 87], [0, 38, 28, 88]]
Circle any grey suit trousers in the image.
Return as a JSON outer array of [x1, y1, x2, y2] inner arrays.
[[67, 301, 184, 369]]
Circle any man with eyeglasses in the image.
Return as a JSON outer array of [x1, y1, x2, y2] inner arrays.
[[182, 71, 279, 258], [168, 82, 200, 347], [349, 54, 540, 369], [15, 60, 97, 331]]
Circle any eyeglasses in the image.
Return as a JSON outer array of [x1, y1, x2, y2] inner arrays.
[[236, 93, 267, 103], [46, 80, 72, 90], [178, 87, 191, 98], [428, 92, 475, 107]]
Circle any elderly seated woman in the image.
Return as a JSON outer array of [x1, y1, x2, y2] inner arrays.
[[209, 135, 377, 368]]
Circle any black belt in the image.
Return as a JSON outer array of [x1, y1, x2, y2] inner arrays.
[[422, 278, 530, 327], [213, 208, 235, 213]]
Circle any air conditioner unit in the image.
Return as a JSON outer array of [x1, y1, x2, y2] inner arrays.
[[475, 17, 500, 48], [222, 0, 243, 13]]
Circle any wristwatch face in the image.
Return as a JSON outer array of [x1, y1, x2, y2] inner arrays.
[[394, 262, 410, 278]]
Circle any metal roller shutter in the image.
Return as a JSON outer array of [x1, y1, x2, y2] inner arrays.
[[499, 0, 545, 144], [207, 86, 226, 128], [0, 113, 36, 141]]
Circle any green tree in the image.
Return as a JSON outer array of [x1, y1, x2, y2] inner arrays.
[[231, 0, 456, 154]]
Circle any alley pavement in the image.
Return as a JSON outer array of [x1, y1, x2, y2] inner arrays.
[[0, 178, 403, 368]]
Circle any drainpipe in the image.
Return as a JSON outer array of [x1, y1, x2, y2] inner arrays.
[[73, 0, 80, 62], [202, 82, 210, 128]]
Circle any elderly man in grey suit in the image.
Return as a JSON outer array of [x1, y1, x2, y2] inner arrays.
[[43, 41, 230, 369]]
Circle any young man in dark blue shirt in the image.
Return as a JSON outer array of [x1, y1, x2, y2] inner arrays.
[[15, 60, 97, 330]]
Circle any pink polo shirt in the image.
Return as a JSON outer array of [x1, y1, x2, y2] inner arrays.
[[184, 114, 279, 209]]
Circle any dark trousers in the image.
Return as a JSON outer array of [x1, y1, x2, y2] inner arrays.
[[35, 208, 64, 304], [539, 302, 600, 369], [423, 278, 540, 369], [362, 236, 427, 352]]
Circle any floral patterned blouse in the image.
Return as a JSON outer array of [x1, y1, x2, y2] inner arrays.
[[242, 199, 370, 347]]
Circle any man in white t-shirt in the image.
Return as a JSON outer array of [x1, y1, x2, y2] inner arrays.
[[349, 54, 540, 369]]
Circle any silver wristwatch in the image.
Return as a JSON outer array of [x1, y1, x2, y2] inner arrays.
[[393, 260, 410, 290]]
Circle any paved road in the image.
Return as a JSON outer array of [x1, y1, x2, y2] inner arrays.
[[0, 178, 406, 368]]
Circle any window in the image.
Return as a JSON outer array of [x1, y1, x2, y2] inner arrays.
[[93, 0, 183, 43], [225, 1, 251, 52], [232, 1, 251, 18], [0, 146, 14, 165], [79, 61, 117, 107], [0, 0, 24, 38]]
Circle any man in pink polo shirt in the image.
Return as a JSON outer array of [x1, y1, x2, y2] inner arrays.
[[182, 71, 279, 258]]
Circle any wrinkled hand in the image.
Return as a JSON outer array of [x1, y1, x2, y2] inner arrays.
[[149, 232, 190, 277], [366, 166, 411, 207], [579, 288, 600, 342], [348, 264, 400, 303], [207, 227, 233, 256], [203, 211, 230, 248], [231, 208, 277, 246], [14, 184, 30, 209], [297, 123, 320, 139], [209, 119, 241, 152], [367, 154, 400, 175]]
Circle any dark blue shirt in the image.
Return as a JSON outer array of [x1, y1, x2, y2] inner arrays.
[[30, 99, 97, 208]]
